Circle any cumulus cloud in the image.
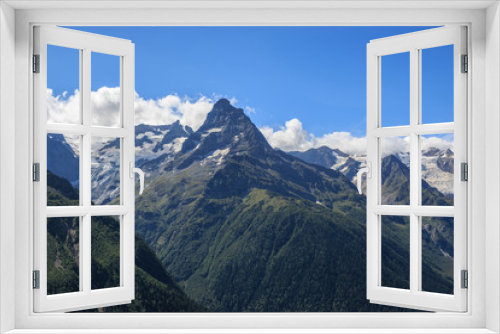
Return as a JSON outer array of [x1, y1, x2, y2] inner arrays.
[[46, 88, 81, 124], [260, 118, 368, 154], [421, 135, 454, 152], [134, 93, 213, 130], [380, 135, 454, 156], [91, 87, 121, 127], [260, 119, 312, 152], [379, 136, 410, 157], [47, 87, 214, 131], [315, 132, 368, 155], [244, 106, 256, 114], [260, 118, 454, 155]]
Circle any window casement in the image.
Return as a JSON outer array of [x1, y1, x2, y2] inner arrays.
[[364, 26, 467, 312], [33, 26, 141, 312]]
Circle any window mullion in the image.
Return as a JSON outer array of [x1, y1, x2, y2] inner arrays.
[[122, 51, 136, 297], [81, 214, 90, 293], [82, 48, 91, 209], [82, 48, 92, 294], [409, 47, 420, 294]]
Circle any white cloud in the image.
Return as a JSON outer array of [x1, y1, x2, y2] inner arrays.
[[91, 87, 121, 127], [314, 132, 367, 155], [244, 106, 256, 114], [46, 88, 81, 124], [421, 135, 454, 152], [260, 118, 454, 155], [380, 135, 454, 156], [380, 137, 410, 157], [47, 87, 214, 131], [260, 119, 312, 152], [134, 93, 213, 130], [260, 118, 368, 154], [229, 97, 238, 106]]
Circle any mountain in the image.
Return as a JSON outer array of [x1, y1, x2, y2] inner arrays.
[[84, 122, 193, 205], [140, 99, 361, 211], [48, 170, 79, 202], [153, 120, 193, 153], [85, 122, 193, 205], [48, 117, 454, 205], [288, 146, 348, 169], [288, 145, 454, 198], [47, 133, 80, 187], [288, 146, 365, 186], [170, 98, 274, 170], [290, 147, 454, 294], [133, 99, 453, 311], [46, 172, 204, 312], [382, 153, 453, 207], [135, 122, 192, 164], [380, 154, 454, 293], [422, 148, 454, 197], [381, 154, 411, 205]]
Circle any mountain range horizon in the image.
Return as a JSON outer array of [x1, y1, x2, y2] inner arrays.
[[50, 98, 454, 198]]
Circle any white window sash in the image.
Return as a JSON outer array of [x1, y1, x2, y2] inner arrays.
[[366, 26, 468, 312], [32, 25, 136, 313]]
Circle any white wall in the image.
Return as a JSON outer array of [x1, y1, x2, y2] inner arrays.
[[0, 2, 16, 333], [3, 3, 497, 332], [486, 2, 500, 333]]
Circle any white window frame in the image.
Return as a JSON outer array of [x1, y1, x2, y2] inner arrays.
[[0, 1, 498, 333]]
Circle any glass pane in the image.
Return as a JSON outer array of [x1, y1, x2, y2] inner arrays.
[[47, 134, 80, 206], [47, 217, 80, 295], [91, 216, 121, 290], [381, 215, 410, 290], [421, 134, 454, 206], [421, 45, 454, 124], [381, 136, 410, 205], [421, 217, 454, 294], [91, 137, 121, 205], [91, 52, 121, 127], [47, 45, 80, 125], [381, 52, 410, 127]]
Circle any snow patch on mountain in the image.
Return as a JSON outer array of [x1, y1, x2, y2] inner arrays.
[[200, 147, 230, 167], [395, 152, 410, 168], [421, 148, 454, 196], [201, 128, 222, 138]]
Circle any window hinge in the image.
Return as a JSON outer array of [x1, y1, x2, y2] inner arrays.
[[33, 54, 40, 73], [33, 270, 40, 289], [33, 163, 40, 182], [461, 162, 468, 181], [461, 270, 468, 289], [461, 54, 468, 73]]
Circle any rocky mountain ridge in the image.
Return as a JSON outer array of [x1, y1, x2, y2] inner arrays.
[[49, 99, 454, 202], [289, 145, 454, 197]]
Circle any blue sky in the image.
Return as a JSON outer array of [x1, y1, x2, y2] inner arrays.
[[49, 26, 453, 139]]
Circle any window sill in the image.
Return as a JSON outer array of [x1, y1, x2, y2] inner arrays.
[[4, 329, 497, 334]]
